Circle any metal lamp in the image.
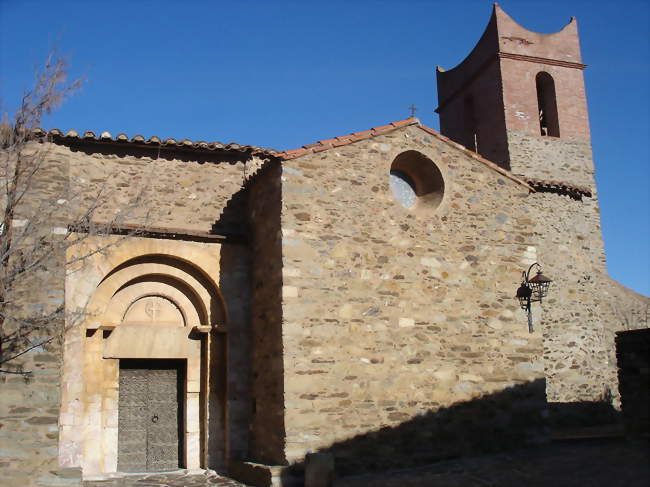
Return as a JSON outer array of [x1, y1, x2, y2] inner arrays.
[[516, 262, 552, 332]]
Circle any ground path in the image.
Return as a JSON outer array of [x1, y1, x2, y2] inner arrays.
[[83, 438, 648, 487], [83, 471, 250, 487]]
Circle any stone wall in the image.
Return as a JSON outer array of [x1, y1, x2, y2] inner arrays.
[[217, 243, 252, 467], [246, 161, 287, 465], [47, 141, 250, 233], [1, 143, 79, 487], [277, 124, 546, 471], [526, 192, 609, 403], [506, 133, 597, 190], [0, 139, 256, 483], [512, 133, 648, 406]]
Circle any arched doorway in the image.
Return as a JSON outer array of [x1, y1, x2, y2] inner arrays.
[[58, 237, 226, 477]]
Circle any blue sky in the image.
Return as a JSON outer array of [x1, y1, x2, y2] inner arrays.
[[1, 0, 648, 295]]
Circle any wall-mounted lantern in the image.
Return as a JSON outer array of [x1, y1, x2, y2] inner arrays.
[[516, 262, 553, 333]]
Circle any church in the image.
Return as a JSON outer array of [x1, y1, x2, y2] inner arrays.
[[1, 4, 648, 487]]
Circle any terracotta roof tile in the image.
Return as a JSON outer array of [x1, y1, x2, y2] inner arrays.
[[391, 119, 413, 127], [318, 137, 339, 145], [37, 127, 276, 158], [273, 117, 418, 160], [523, 177, 592, 199], [332, 140, 352, 147]]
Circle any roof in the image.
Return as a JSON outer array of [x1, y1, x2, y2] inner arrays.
[[523, 177, 592, 199], [35, 127, 276, 158], [274, 117, 533, 191]]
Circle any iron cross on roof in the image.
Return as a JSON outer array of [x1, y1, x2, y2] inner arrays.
[[408, 104, 417, 117]]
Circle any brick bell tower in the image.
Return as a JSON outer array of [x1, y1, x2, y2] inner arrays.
[[436, 3, 594, 188]]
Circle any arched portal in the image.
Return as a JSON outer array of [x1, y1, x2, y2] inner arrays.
[[58, 237, 227, 478]]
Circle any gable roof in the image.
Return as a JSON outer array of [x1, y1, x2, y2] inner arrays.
[[274, 117, 534, 191]]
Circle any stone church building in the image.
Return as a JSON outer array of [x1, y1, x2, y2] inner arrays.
[[2, 5, 648, 487]]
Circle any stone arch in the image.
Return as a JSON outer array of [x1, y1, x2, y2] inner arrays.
[[59, 237, 226, 477], [106, 279, 201, 326], [86, 257, 224, 328]]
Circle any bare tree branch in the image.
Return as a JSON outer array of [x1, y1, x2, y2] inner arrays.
[[0, 53, 149, 371]]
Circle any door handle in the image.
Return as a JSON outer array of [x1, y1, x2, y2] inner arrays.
[[151, 414, 159, 423]]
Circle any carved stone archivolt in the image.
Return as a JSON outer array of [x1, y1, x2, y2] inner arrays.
[[59, 236, 226, 478]]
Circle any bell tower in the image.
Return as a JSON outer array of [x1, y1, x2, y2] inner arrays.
[[436, 4, 593, 187]]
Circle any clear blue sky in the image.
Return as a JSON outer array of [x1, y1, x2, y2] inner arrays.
[[1, 0, 648, 295]]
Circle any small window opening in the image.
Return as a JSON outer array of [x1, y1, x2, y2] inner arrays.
[[536, 72, 560, 137]]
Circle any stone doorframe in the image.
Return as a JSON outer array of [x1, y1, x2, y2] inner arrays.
[[59, 236, 227, 478]]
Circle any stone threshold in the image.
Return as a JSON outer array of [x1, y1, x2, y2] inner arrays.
[[84, 468, 210, 481]]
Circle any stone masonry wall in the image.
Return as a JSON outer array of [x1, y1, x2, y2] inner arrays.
[[277, 124, 546, 472], [246, 161, 287, 465], [217, 243, 252, 467], [525, 189, 647, 406], [1, 145, 78, 486], [507, 133, 598, 192], [1, 140, 254, 483], [527, 192, 609, 403], [507, 130, 648, 406], [52, 142, 249, 233]]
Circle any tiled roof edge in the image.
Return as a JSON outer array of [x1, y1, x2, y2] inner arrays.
[[34, 127, 277, 158], [274, 117, 533, 191], [521, 177, 593, 198], [274, 118, 419, 160]]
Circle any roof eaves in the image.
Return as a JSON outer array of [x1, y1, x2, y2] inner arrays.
[[36, 128, 278, 159], [274, 117, 419, 160]]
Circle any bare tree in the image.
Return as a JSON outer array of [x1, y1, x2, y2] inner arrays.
[[0, 55, 147, 373]]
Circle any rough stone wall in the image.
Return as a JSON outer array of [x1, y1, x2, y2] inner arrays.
[[0, 140, 254, 482], [217, 243, 252, 467], [506, 133, 596, 189], [526, 192, 608, 402], [49, 142, 249, 233], [246, 161, 287, 465], [526, 189, 648, 406], [277, 124, 546, 471], [1, 145, 78, 486], [0, 280, 71, 487]]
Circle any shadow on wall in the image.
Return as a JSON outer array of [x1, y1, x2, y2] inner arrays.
[[282, 379, 548, 483], [280, 379, 623, 485]]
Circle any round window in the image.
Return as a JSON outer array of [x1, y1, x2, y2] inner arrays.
[[389, 150, 445, 212]]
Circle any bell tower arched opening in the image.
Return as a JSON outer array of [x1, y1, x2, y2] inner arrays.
[[536, 72, 560, 137]]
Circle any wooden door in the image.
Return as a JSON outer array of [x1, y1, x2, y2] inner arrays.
[[117, 359, 184, 472]]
